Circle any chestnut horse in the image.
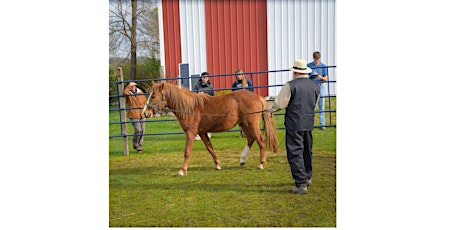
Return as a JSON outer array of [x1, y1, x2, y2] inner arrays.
[[143, 82, 279, 176]]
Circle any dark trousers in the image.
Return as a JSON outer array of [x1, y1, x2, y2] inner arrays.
[[285, 130, 313, 186]]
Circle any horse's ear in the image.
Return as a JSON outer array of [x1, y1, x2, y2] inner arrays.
[[160, 82, 165, 91]]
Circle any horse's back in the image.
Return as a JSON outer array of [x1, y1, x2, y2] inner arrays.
[[230, 90, 265, 113], [203, 90, 259, 109], [197, 90, 263, 131]]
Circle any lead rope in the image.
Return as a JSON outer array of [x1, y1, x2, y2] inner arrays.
[[165, 108, 266, 117]]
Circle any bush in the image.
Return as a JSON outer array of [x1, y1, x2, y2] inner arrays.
[[109, 56, 161, 103]]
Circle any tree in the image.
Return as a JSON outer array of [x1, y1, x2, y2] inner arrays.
[[109, 0, 159, 80], [138, 7, 160, 59], [130, 0, 137, 80]]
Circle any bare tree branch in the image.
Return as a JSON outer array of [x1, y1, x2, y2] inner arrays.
[[109, 0, 159, 64]]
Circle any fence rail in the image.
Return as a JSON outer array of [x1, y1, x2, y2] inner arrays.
[[109, 67, 336, 155]]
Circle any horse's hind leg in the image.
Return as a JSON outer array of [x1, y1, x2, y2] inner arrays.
[[239, 139, 254, 166], [238, 123, 257, 167], [199, 133, 221, 170], [242, 122, 266, 170], [254, 130, 266, 170]]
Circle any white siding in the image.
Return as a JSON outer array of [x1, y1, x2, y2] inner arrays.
[[267, 0, 336, 96], [158, 0, 166, 71], [179, 0, 207, 76]]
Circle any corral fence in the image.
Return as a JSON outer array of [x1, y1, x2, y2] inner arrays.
[[109, 66, 336, 155]]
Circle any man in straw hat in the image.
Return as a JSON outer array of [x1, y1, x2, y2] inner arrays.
[[124, 81, 147, 152], [268, 59, 320, 194]]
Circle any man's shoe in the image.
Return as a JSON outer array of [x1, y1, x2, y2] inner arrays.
[[194, 135, 201, 141], [321, 126, 327, 130], [291, 185, 307, 194]]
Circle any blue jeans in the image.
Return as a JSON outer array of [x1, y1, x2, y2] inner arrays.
[[318, 84, 326, 126]]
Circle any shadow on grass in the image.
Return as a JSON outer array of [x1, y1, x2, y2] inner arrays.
[[110, 176, 293, 194], [110, 153, 335, 194], [110, 155, 334, 175]]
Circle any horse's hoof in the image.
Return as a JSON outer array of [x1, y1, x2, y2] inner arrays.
[[176, 170, 186, 177], [257, 165, 264, 170], [240, 162, 246, 166], [215, 165, 221, 170]]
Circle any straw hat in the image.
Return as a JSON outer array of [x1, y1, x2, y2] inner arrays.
[[290, 59, 312, 74]]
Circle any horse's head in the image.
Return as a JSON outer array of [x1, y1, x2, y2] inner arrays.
[[143, 81, 167, 118]]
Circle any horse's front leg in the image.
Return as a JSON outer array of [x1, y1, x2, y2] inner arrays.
[[177, 131, 195, 176], [241, 123, 266, 170], [199, 133, 221, 170]]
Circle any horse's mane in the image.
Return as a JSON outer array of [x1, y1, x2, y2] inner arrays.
[[162, 82, 210, 118]]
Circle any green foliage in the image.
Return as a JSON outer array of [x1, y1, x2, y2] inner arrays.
[[109, 65, 122, 104], [137, 56, 161, 80], [109, 56, 161, 103]]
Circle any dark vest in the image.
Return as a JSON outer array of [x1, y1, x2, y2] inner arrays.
[[285, 77, 320, 131]]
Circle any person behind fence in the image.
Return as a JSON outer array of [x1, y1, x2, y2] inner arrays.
[[193, 71, 215, 96], [307, 51, 329, 130], [193, 72, 214, 141], [124, 81, 147, 152], [231, 69, 254, 92], [268, 59, 320, 194], [231, 69, 254, 138]]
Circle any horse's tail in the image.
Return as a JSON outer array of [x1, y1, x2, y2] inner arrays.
[[261, 99, 280, 153]]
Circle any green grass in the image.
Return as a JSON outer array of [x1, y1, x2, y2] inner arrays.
[[109, 99, 336, 227]]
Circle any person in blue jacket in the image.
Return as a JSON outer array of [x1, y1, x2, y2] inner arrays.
[[231, 69, 254, 92], [231, 69, 254, 138]]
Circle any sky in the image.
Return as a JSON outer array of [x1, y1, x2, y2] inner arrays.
[[1, 0, 460, 229]]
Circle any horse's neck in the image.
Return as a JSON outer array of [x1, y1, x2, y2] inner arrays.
[[165, 85, 200, 117], [164, 86, 180, 110]]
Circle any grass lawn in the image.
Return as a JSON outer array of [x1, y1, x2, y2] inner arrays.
[[109, 98, 336, 227]]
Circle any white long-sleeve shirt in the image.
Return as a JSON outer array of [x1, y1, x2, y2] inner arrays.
[[268, 74, 310, 113]]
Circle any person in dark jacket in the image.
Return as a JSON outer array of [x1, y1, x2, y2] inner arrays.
[[193, 72, 214, 141], [268, 59, 320, 194], [193, 72, 215, 96]]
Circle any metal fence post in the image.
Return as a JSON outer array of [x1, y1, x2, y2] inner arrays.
[[117, 67, 129, 156]]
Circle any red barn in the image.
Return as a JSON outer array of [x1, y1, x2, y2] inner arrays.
[[158, 0, 336, 97]]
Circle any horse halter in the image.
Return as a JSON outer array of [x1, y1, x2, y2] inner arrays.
[[142, 89, 166, 114]]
